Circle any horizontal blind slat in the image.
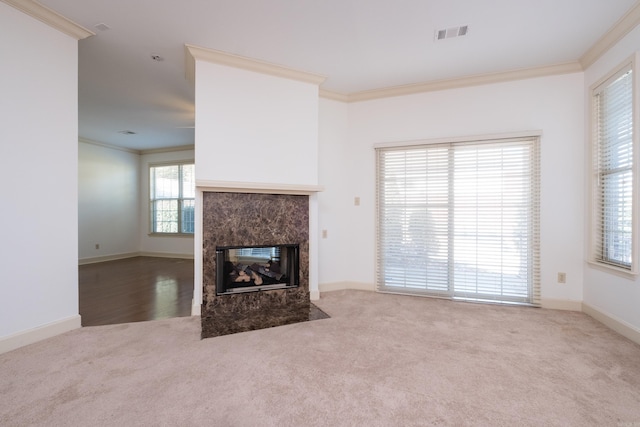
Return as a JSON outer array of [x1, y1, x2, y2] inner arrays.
[[376, 136, 540, 305]]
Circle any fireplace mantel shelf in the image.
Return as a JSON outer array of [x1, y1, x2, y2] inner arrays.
[[196, 180, 324, 195]]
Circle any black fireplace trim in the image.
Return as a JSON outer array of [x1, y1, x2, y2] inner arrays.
[[215, 244, 300, 295]]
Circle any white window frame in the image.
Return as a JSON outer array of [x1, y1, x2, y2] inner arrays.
[[149, 161, 195, 236], [375, 131, 541, 306], [588, 55, 639, 277]]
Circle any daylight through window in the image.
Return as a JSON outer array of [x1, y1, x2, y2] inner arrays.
[[376, 136, 540, 305], [591, 62, 635, 272], [150, 163, 195, 234]]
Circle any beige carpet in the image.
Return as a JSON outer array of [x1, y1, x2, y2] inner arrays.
[[1, 290, 640, 426]]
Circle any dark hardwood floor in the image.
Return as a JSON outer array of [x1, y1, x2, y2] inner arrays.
[[79, 257, 194, 326]]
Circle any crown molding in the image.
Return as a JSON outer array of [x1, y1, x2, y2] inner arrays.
[[184, 44, 582, 104], [2, 0, 94, 40], [184, 44, 196, 87], [140, 145, 195, 155], [347, 61, 583, 102], [79, 137, 194, 155], [79, 138, 140, 154], [185, 44, 326, 86], [319, 89, 349, 102], [580, 1, 640, 69]]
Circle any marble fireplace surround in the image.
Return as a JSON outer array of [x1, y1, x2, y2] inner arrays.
[[198, 181, 323, 338]]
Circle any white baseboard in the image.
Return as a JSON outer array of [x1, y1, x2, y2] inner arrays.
[[540, 298, 583, 311], [315, 285, 640, 346], [582, 303, 640, 346], [0, 315, 81, 355], [139, 251, 194, 260], [318, 285, 584, 312], [319, 281, 376, 294], [79, 251, 194, 265], [78, 252, 140, 265], [191, 301, 201, 316]]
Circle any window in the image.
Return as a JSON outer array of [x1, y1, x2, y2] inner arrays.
[[150, 163, 195, 234], [376, 135, 540, 305], [236, 247, 280, 260], [590, 61, 636, 273]]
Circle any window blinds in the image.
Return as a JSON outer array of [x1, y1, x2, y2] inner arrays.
[[592, 65, 634, 270], [376, 136, 540, 305]]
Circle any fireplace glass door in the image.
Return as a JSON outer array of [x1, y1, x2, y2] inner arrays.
[[216, 244, 299, 295]]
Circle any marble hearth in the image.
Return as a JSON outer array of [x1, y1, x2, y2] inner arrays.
[[201, 191, 328, 338]]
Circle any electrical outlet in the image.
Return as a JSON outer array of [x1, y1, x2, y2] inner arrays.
[[322, 230, 328, 239], [557, 272, 566, 284], [354, 196, 361, 206], [95, 243, 100, 250]]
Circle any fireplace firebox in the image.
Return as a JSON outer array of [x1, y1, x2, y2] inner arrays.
[[216, 244, 299, 295]]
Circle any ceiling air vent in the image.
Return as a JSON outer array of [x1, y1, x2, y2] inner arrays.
[[435, 25, 469, 41], [94, 22, 110, 32]]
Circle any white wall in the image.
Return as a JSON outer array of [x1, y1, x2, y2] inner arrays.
[[139, 148, 195, 257], [0, 3, 80, 340], [194, 61, 319, 185], [78, 141, 140, 261], [317, 73, 586, 305], [78, 144, 195, 261], [583, 25, 640, 332], [317, 98, 352, 285], [192, 60, 322, 304]]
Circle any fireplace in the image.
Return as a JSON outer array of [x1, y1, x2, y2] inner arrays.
[[216, 244, 299, 294], [201, 191, 328, 338]]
